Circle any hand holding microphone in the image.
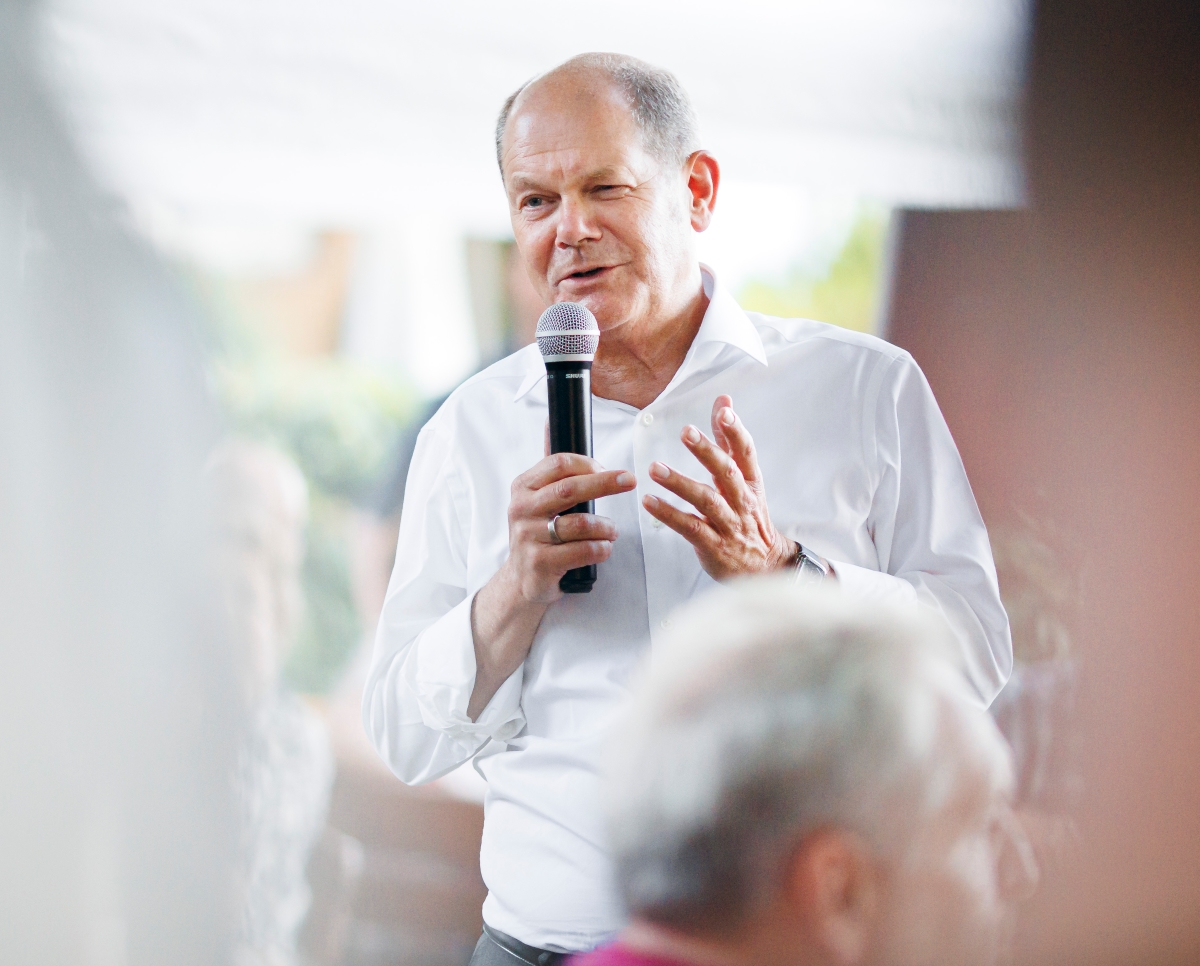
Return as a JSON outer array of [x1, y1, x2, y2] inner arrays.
[[537, 302, 606, 592], [498, 301, 630, 605], [468, 303, 634, 718]]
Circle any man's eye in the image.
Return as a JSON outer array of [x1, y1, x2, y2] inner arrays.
[[523, 197, 545, 209]]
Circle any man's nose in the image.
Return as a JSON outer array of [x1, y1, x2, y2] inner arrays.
[[997, 809, 1041, 903], [555, 197, 602, 248]]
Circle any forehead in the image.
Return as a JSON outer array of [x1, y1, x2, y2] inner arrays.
[[502, 73, 653, 182]]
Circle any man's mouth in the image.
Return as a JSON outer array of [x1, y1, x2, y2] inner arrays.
[[562, 266, 612, 282]]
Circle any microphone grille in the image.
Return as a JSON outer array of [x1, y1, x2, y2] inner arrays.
[[536, 302, 600, 361]]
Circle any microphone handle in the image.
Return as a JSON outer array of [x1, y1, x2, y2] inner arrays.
[[546, 361, 596, 593]]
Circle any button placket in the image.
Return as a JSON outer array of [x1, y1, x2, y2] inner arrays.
[[636, 409, 660, 530], [635, 407, 668, 638]]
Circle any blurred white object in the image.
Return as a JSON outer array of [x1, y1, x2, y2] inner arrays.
[[41, 0, 1029, 224], [1, 3, 238, 962]]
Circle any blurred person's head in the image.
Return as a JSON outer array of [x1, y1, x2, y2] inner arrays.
[[605, 582, 1038, 966], [204, 439, 308, 703], [495, 53, 716, 336]]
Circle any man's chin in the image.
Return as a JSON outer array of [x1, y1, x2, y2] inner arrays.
[[554, 288, 639, 332]]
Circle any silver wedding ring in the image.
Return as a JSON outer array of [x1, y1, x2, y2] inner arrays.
[[547, 515, 564, 545]]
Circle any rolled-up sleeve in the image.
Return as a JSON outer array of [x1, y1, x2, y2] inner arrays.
[[362, 414, 525, 785], [831, 352, 1012, 706]]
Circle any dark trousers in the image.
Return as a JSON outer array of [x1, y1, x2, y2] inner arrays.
[[468, 924, 571, 966]]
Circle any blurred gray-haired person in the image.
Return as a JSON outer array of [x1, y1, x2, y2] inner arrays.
[[574, 581, 1038, 966]]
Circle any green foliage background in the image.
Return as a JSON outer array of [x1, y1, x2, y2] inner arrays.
[[194, 270, 415, 695], [737, 210, 889, 333]]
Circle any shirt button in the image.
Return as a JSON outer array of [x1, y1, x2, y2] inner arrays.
[[660, 618, 673, 630], [641, 412, 654, 426], [651, 517, 664, 529]]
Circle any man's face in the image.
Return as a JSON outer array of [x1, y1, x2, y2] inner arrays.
[[500, 75, 698, 333], [870, 702, 1038, 966]]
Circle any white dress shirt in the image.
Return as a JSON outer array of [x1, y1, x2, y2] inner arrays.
[[363, 268, 1010, 952]]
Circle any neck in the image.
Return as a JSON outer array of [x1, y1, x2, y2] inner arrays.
[[590, 265, 708, 410]]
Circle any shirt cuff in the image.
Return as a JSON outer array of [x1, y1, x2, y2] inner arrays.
[[411, 594, 526, 743], [828, 559, 921, 606]]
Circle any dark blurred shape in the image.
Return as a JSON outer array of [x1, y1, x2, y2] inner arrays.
[[884, 208, 1047, 535], [886, 2, 1200, 962], [465, 240, 543, 368], [1022, 3, 1200, 962], [886, 211, 1083, 813], [0, 2, 239, 964]]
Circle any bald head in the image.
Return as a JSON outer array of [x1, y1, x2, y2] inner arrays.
[[495, 53, 700, 179]]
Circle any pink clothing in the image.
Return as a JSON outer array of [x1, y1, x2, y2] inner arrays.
[[569, 942, 695, 966]]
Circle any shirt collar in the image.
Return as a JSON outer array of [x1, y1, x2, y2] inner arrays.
[[689, 264, 768, 366], [512, 264, 765, 402]]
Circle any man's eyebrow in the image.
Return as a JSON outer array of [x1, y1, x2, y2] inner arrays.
[[507, 167, 635, 193], [583, 167, 631, 183], [507, 174, 548, 193]]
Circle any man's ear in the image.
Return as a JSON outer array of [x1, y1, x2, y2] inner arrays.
[[785, 829, 879, 966], [684, 151, 720, 232]]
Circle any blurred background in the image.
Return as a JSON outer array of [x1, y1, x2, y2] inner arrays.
[[3, 0, 1197, 965], [36, 0, 1028, 704]]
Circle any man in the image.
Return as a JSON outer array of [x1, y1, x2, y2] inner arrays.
[[581, 581, 1038, 966], [363, 53, 1011, 961]]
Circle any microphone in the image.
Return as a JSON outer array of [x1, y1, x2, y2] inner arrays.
[[537, 302, 601, 594]]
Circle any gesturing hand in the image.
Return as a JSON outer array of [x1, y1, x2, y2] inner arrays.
[[641, 394, 795, 582]]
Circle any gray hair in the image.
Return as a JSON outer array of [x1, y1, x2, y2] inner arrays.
[[495, 53, 700, 177], [605, 580, 1011, 932]]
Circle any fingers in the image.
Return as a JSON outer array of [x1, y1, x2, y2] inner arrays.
[[711, 394, 734, 453], [678, 423, 753, 513], [507, 509, 615, 602], [516, 451, 605, 491], [647, 461, 739, 532], [540, 512, 618, 545], [712, 403, 763, 487], [506, 450, 627, 604], [530, 468, 637, 517], [541, 538, 614, 571], [641, 493, 719, 551]]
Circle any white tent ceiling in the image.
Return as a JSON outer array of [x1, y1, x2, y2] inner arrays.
[[41, 0, 1029, 242], [31, 0, 1029, 394]]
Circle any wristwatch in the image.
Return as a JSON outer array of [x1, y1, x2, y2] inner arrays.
[[789, 542, 832, 587]]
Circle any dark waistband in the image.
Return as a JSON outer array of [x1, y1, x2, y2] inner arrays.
[[483, 923, 571, 966]]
